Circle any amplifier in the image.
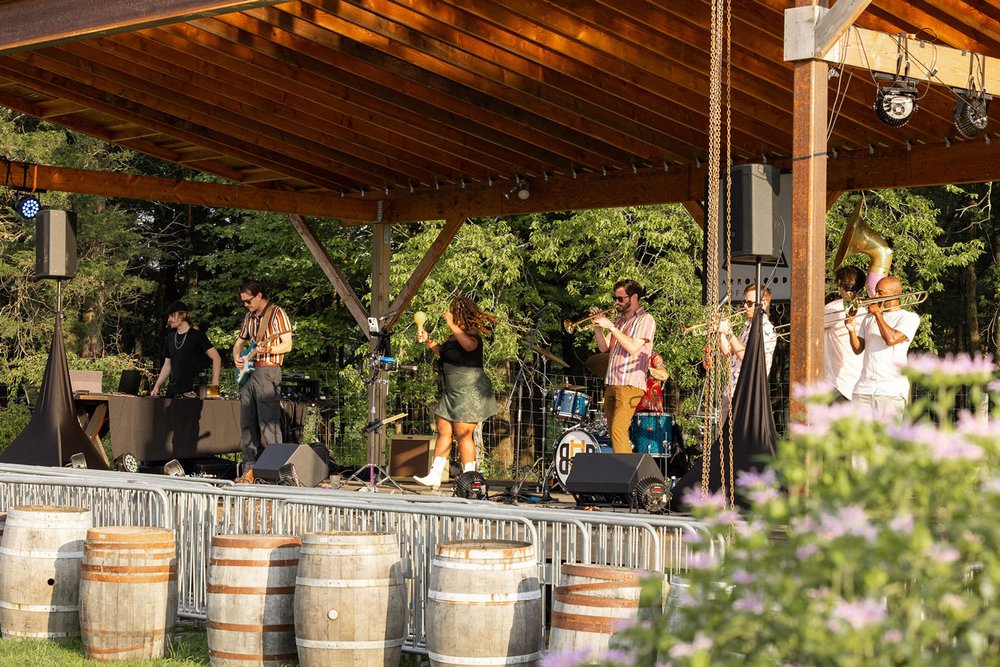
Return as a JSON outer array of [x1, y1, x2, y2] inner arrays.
[[280, 374, 320, 400], [388, 435, 447, 482]]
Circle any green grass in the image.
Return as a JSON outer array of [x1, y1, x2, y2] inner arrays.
[[0, 622, 429, 665]]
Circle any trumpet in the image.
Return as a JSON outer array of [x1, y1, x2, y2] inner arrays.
[[563, 307, 617, 334]]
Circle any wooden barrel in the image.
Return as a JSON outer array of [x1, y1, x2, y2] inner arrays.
[[426, 540, 542, 667], [294, 531, 406, 667], [548, 564, 663, 656], [207, 534, 301, 666], [79, 526, 178, 662], [0, 505, 92, 638]]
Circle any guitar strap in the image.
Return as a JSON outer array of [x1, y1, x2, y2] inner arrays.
[[255, 302, 278, 345]]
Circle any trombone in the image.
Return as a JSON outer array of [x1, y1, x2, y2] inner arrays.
[[771, 290, 929, 337], [682, 309, 745, 336], [563, 307, 617, 334]]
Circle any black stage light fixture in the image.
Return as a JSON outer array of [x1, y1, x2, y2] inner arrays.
[[114, 452, 139, 473], [14, 194, 41, 220], [873, 80, 919, 127], [278, 462, 301, 486], [633, 476, 669, 513], [453, 471, 488, 500], [953, 92, 991, 139], [69, 452, 88, 469]]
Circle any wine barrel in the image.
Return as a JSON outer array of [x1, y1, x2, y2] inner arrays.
[[207, 534, 301, 666], [0, 505, 92, 638], [294, 531, 406, 667], [79, 526, 178, 662], [426, 540, 542, 667], [548, 564, 664, 655]]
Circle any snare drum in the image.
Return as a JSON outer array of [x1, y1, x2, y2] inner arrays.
[[554, 429, 612, 489], [629, 411, 672, 455], [552, 389, 590, 421]]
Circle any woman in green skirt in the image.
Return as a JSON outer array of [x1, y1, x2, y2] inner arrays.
[[414, 295, 497, 489]]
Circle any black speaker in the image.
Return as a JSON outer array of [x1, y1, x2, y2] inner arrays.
[[253, 443, 329, 487], [565, 453, 667, 509], [35, 210, 78, 279], [720, 164, 781, 264]]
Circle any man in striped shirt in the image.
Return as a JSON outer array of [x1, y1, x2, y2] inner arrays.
[[591, 280, 656, 454], [233, 279, 293, 472]]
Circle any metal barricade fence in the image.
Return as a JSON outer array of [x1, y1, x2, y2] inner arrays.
[[0, 468, 717, 652]]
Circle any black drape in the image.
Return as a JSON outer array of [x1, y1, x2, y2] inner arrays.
[[672, 308, 776, 509], [1, 315, 110, 469]]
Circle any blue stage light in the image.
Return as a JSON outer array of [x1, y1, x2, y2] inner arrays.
[[14, 194, 40, 220]]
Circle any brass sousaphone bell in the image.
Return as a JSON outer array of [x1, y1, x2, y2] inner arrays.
[[834, 199, 893, 275]]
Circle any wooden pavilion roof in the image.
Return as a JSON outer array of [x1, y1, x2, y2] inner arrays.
[[0, 1, 999, 223]]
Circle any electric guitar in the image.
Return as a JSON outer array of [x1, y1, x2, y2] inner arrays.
[[235, 330, 292, 386]]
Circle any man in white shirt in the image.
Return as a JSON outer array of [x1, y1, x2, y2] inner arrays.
[[824, 266, 866, 402], [847, 276, 920, 423]]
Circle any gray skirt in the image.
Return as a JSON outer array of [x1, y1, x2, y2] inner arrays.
[[436, 363, 497, 424]]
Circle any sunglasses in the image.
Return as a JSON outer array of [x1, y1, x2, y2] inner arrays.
[[613, 295, 631, 302], [241, 297, 254, 305], [743, 300, 756, 307]]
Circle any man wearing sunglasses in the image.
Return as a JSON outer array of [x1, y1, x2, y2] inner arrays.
[[718, 283, 777, 396], [232, 279, 293, 479], [591, 279, 656, 454]]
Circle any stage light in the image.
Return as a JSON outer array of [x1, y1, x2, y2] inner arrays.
[[873, 80, 919, 127], [162, 459, 186, 476], [453, 471, 488, 500], [279, 462, 301, 486], [70, 453, 88, 469], [14, 194, 40, 220], [633, 476, 668, 513], [953, 92, 991, 139], [114, 453, 139, 473], [504, 176, 530, 201]]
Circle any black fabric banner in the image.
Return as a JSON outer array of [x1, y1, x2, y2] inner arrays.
[[672, 308, 777, 509]]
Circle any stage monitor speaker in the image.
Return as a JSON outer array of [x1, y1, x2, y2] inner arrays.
[[719, 164, 781, 264], [388, 435, 448, 482], [36, 210, 78, 279], [253, 443, 328, 487], [565, 453, 666, 509]]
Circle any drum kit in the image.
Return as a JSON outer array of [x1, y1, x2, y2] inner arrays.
[[546, 352, 677, 493]]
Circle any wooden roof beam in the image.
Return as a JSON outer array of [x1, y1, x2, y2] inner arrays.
[[1, 159, 382, 221], [0, 0, 285, 55], [787, 8, 1000, 94]]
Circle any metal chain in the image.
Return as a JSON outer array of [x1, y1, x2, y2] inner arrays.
[[725, 0, 736, 514]]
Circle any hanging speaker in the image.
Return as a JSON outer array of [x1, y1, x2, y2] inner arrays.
[[719, 164, 781, 264], [35, 210, 78, 279]]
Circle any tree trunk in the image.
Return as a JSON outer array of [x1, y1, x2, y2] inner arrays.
[[961, 263, 981, 354]]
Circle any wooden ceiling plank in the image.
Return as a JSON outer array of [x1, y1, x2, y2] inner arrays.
[[154, 23, 537, 181], [0, 0, 285, 55], [3, 158, 381, 220], [130, 30, 506, 183], [0, 55, 357, 191], [356, 0, 727, 160], [46, 43, 418, 189], [71, 38, 451, 187], [193, 14, 575, 175], [432, 0, 792, 153], [259, 3, 664, 166], [865, 1, 996, 52]]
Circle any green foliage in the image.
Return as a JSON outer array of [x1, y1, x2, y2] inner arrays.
[[578, 355, 1000, 667], [0, 624, 209, 665], [0, 403, 30, 454]]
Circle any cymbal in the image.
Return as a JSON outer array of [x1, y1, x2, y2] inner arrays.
[[553, 383, 587, 391], [585, 352, 609, 377], [530, 344, 569, 368]]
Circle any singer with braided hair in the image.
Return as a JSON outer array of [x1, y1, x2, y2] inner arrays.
[[414, 295, 498, 489]]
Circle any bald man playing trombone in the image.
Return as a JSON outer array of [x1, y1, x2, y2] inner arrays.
[[846, 276, 920, 423]]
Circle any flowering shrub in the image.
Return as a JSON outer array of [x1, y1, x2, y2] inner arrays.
[[546, 352, 1000, 667]]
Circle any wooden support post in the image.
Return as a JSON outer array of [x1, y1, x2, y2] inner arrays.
[[790, 32, 829, 420], [385, 216, 466, 329]]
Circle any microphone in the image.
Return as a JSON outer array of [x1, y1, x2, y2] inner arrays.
[[375, 356, 417, 371]]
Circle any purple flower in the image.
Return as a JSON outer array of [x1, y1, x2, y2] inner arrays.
[[703, 509, 741, 528], [789, 515, 817, 535], [792, 380, 835, 401], [796, 543, 819, 560], [816, 505, 878, 542], [955, 411, 1000, 438], [889, 423, 984, 461], [681, 487, 728, 510], [542, 648, 595, 667], [669, 632, 712, 658], [599, 649, 633, 665], [927, 543, 961, 564], [733, 592, 765, 614], [746, 486, 781, 505], [888, 513, 914, 535], [905, 352, 996, 385], [736, 468, 778, 489], [791, 401, 870, 437], [686, 551, 720, 570], [882, 629, 903, 644], [827, 598, 887, 632], [731, 568, 754, 584]]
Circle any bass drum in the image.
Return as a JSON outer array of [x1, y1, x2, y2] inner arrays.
[[553, 429, 612, 491]]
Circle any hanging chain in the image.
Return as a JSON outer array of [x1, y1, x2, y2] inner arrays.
[[724, 0, 736, 514]]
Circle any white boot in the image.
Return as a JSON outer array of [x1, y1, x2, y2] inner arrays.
[[415, 456, 447, 489], [462, 460, 476, 473]]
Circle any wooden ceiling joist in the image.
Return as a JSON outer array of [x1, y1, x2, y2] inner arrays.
[[0, 0, 286, 55]]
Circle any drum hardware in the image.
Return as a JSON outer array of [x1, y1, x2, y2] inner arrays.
[[585, 352, 609, 378], [562, 307, 617, 334], [530, 345, 568, 368]]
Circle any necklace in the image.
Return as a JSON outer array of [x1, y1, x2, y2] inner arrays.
[[174, 330, 189, 349]]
